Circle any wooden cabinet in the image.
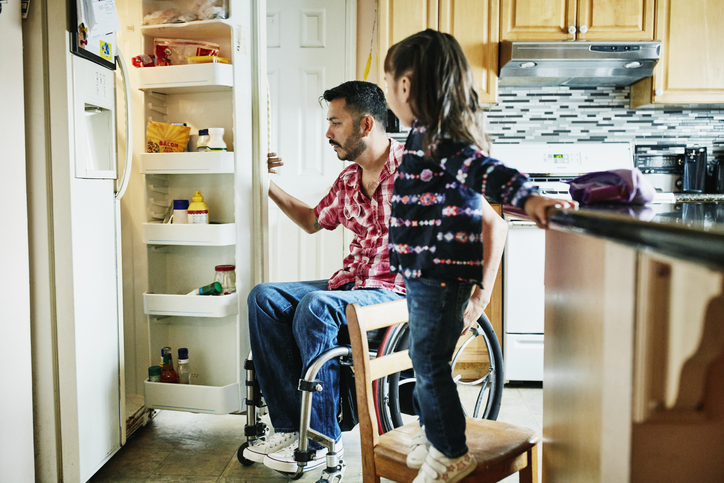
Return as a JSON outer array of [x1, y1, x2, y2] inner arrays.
[[501, 0, 654, 41], [543, 229, 724, 481], [631, 0, 724, 107], [378, 0, 499, 105]]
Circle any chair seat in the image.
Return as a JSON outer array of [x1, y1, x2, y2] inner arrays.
[[374, 418, 540, 483]]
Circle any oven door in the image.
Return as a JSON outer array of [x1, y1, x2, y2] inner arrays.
[[504, 217, 545, 333]]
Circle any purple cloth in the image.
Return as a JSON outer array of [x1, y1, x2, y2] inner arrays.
[[566, 168, 656, 205]]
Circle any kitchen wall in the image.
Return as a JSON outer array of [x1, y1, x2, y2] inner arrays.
[[486, 86, 724, 161]]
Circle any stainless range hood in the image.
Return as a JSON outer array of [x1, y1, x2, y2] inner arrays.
[[499, 41, 661, 87]]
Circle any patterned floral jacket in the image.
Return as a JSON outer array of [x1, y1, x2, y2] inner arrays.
[[389, 122, 538, 283]]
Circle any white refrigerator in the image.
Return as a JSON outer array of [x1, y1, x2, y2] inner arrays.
[[25, 1, 267, 481]]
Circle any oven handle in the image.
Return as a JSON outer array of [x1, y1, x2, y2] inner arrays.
[[507, 219, 539, 228]]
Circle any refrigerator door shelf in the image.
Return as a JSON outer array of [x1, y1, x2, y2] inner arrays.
[[144, 380, 240, 414], [141, 151, 234, 174], [143, 222, 236, 246], [141, 18, 232, 39], [144, 292, 238, 318], [137, 63, 233, 94]]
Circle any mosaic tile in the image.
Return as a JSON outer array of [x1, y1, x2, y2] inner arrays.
[[485, 86, 724, 163]]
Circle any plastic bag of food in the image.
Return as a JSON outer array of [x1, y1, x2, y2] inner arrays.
[[154, 38, 220, 66], [147, 121, 191, 153]]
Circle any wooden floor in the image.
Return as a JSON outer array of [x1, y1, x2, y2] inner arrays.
[[89, 385, 543, 483]]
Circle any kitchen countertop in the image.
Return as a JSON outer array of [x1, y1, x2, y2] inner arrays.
[[547, 201, 724, 269]]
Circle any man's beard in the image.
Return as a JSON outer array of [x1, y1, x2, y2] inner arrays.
[[331, 134, 366, 161]]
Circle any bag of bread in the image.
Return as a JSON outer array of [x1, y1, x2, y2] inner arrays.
[[147, 121, 191, 153]]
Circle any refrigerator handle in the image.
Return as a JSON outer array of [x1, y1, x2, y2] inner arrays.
[[115, 47, 133, 201]]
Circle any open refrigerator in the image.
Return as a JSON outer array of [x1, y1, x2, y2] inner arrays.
[[116, 0, 269, 432]]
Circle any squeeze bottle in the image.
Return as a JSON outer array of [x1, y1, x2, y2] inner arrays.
[[188, 190, 209, 224]]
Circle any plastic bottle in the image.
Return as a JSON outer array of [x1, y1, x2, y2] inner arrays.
[[196, 129, 210, 151], [198, 281, 222, 295], [172, 199, 189, 224], [160, 351, 180, 383], [188, 190, 209, 224], [178, 348, 191, 384], [206, 128, 227, 151]]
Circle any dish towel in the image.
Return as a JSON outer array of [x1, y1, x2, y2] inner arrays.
[[566, 168, 656, 205]]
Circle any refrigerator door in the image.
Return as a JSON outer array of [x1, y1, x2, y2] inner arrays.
[[68, 54, 122, 481]]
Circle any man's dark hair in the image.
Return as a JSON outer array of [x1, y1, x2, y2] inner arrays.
[[321, 81, 388, 130]]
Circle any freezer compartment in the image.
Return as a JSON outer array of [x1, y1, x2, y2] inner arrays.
[[141, 152, 234, 174], [144, 380, 240, 414], [143, 222, 236, 245], [504, 333, 544, 382], [137, 63, 233, 93], [144, 292, 238, 317]]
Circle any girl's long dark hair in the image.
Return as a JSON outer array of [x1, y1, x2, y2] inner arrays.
[[384, 29, 490, 154]]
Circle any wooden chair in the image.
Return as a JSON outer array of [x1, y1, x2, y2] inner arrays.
[[346, 299, 540, 483]]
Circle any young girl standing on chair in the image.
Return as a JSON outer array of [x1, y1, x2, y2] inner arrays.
[[384, 30, 576, 482]]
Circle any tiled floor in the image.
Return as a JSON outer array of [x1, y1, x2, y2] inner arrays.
[[90, 384, 542, 482]]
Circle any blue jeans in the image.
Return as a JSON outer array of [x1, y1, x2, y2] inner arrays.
[[405, 277, 474, 459], [247, 280, 403, 447]]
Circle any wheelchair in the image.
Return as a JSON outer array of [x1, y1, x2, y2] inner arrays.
[[236, 312, 504, 483]]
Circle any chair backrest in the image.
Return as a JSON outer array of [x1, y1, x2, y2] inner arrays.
[[346, 299, 412, 451]]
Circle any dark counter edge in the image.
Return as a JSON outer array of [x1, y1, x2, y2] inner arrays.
[[548, 209, 724, 270]]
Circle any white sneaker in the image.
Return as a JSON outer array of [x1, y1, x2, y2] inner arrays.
[[413, 446, 476, 483], [407, 426, 430, 469], [242, 431, 298, 463], [263, 438, 344, 474]]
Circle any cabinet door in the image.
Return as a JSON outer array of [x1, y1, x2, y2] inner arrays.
[[439, 0, 499, 105], [631, 0, 724, 107], [577, 0, 654, 40], [377, 0, 437, 84], [501, 0, 576, 40]]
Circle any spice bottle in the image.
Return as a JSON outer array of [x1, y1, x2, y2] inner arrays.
[[160, 351, 180, 383], [214, 265, 236, 294], [188, 190, 209, 224], [207, 128, 227, 151], [178, 348, 191, 384]]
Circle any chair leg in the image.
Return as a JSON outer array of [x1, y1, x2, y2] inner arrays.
[[519, 444, 539, 483]]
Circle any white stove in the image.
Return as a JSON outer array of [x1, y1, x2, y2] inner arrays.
[[489, 143, 634, 382]]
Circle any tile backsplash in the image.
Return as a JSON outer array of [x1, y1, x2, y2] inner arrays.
[[485, 86, 724, 161]]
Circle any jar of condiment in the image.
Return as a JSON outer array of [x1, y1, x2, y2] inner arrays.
[[207, 128, 227, 151], [214, 265, 236, 294]]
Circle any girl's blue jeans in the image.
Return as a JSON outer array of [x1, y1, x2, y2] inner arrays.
[[405, 276, 474, 459], [247, 280, 403, 447]]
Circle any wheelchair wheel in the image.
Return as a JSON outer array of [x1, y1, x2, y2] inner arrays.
[[374, 313, 504, 433]]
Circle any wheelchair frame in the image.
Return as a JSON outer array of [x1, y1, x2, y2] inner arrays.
[[237, 313, 504, 483]]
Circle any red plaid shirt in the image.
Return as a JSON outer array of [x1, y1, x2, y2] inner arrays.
[[314, 139, 406, 294]]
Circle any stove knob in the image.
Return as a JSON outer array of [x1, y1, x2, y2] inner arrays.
[[675, 179, 683, 189]]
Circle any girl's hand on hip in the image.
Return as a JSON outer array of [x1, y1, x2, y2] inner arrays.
[[523, 194, 578, 229]]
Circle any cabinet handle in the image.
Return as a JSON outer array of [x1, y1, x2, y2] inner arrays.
[[655, 88, 664, 96], [579, 25, 588, 34], [567, 26, 577, 35]]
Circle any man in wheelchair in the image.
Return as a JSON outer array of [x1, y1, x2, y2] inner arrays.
[[243, 81, 407, 474]]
